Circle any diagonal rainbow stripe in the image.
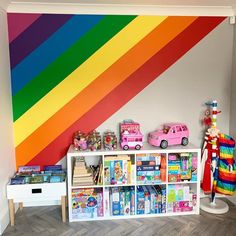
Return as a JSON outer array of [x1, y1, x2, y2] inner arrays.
[[11, 15, 104, 95], [15, 16, 197, 167], [8, 14, 226, 168], [8, 13, 41, 43], [12, 15, 136, 118], [25, 17, 226, 168], [13, 16, 168, 147], [9, 14, 73, 69]]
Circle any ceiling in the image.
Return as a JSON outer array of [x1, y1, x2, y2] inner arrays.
[[1, 0, 236, 16]]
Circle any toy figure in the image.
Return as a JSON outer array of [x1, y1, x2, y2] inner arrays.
[[203, 109, 212, 127]]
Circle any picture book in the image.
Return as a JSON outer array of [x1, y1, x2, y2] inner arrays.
[[18, 165, 40, 173], [44, 165, 62, 171]]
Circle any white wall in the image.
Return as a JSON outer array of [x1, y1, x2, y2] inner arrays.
[[230, 23, 236, 139], [227, 18, 236, 206], [0, 8, 16, 235], [98, 18, 233, 148]]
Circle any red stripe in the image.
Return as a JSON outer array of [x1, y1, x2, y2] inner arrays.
[[27, 16, 226, 168], [8, 13, 41, 43]]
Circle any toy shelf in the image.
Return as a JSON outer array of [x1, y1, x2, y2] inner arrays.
[[67, 143, 200, 222]]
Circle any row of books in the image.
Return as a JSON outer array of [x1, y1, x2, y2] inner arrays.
[[71, 184, 196, 219], [104, 155, 135, 185], [71, 188, 103, 219], [136, 154, 166, 184], [136, 153, 162, 166], [10, 165, 66, 185], [168, 153, 197, 182], [104, 186, 135, 217], [137, 185, 166, 214]]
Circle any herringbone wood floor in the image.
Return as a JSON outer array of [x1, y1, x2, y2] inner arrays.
[[3, 199, 236, 236]]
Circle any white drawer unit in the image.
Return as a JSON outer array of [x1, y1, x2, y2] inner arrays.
[[7, 181, 67, 225]]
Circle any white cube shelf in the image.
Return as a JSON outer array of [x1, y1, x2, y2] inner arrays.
[[67, 143, 201, 222]]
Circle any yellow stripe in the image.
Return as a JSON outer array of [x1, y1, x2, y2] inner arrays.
[[14, 16, 168, 147], [216, 186, 234, 195], [219, 167, 236, 174], [220, 153, 233, 159]]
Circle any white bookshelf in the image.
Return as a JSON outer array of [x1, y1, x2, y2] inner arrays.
[[67, 143, 201, 222]]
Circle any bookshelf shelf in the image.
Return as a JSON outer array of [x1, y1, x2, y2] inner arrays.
[[71, 185, 102, 189], [167, 181, 198, 185], [67, 143, 200, 222], [104, 184, 135, 188]]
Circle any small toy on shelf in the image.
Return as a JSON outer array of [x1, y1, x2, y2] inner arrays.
[[103, 131, 117, 150], [120, 119, 144, 150], [87, 130, 102, 151], [148, 123, 189, 149], [73, 131, 87, 151]]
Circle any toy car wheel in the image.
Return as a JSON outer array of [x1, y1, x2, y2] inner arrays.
[[160, 140, 168, 149], [123, 145, 129, 150], [135, 145, 141, 150], [182, 137, 189, 146]]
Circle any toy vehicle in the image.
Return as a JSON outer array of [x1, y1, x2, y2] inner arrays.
[[120, 120, 143, 150], [148, 123, 189, 149], [120, 131, 143, 150]]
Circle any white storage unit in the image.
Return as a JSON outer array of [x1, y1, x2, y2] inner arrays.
[[67, 143, 200, 222], [7, 181, 67, 225]]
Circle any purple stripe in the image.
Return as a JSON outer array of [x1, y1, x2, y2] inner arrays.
[[9, 14, 73, 69]]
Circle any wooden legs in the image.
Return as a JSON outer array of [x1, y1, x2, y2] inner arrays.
[[9, 199, 15, 226], [61, 196, 66, 222], [9, 198, 66, 226], [19, 202, 23, 210]]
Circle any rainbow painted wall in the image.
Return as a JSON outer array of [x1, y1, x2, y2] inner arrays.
[[8, 14, 226, 168]]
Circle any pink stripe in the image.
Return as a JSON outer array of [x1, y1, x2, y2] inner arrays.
[[7, 13, 41, 43]]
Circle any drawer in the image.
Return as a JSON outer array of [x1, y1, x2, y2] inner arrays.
[[7, 182, 67, 201]]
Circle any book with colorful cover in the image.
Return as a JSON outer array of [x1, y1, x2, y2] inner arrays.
[[111, 187, 120, 216], [124, 188, 131, 216], [119, 188, 125, 215], [44, 165, 62, 171], [18, 165, 40, 173], [10, 176, 25, 185], [104, 160, 110, 185]]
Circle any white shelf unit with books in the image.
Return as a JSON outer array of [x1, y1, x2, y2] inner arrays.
[[67, 143, 201, 222]]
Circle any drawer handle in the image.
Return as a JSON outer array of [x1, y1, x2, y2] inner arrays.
[[32, 188, 42, 194]]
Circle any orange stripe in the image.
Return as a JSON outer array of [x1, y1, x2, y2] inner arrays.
[[15, 16, 197, 167]]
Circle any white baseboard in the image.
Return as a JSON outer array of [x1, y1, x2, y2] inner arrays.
[[0, 205, 9, 235]]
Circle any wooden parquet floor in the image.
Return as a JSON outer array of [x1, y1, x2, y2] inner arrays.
[[3, 199, 236, 236]]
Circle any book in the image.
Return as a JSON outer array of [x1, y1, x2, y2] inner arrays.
[[104, 160, 110, 185], [104, 188, 110, 217], [44, 165, 62, 171], [119, 188, 125, 215], [136, 186, 145, 215], [30, 175, 44, 184], [18, 165, 40, 173], [10, 176, 25, 185], [111, 187, 120, 216], [124, 187, 131, 215], [137, 165, 160, 171]]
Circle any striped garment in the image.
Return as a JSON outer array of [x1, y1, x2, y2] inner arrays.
[[213, 134, 236, 195]]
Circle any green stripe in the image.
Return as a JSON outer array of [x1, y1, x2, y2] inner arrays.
[[13, 15, 136, 121]]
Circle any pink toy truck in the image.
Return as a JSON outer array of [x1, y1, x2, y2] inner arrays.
[[148, 123, 189, 149], [120, 120, 143, 150]]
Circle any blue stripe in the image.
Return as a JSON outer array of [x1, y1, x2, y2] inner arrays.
[[11, 15, 104, 95]]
